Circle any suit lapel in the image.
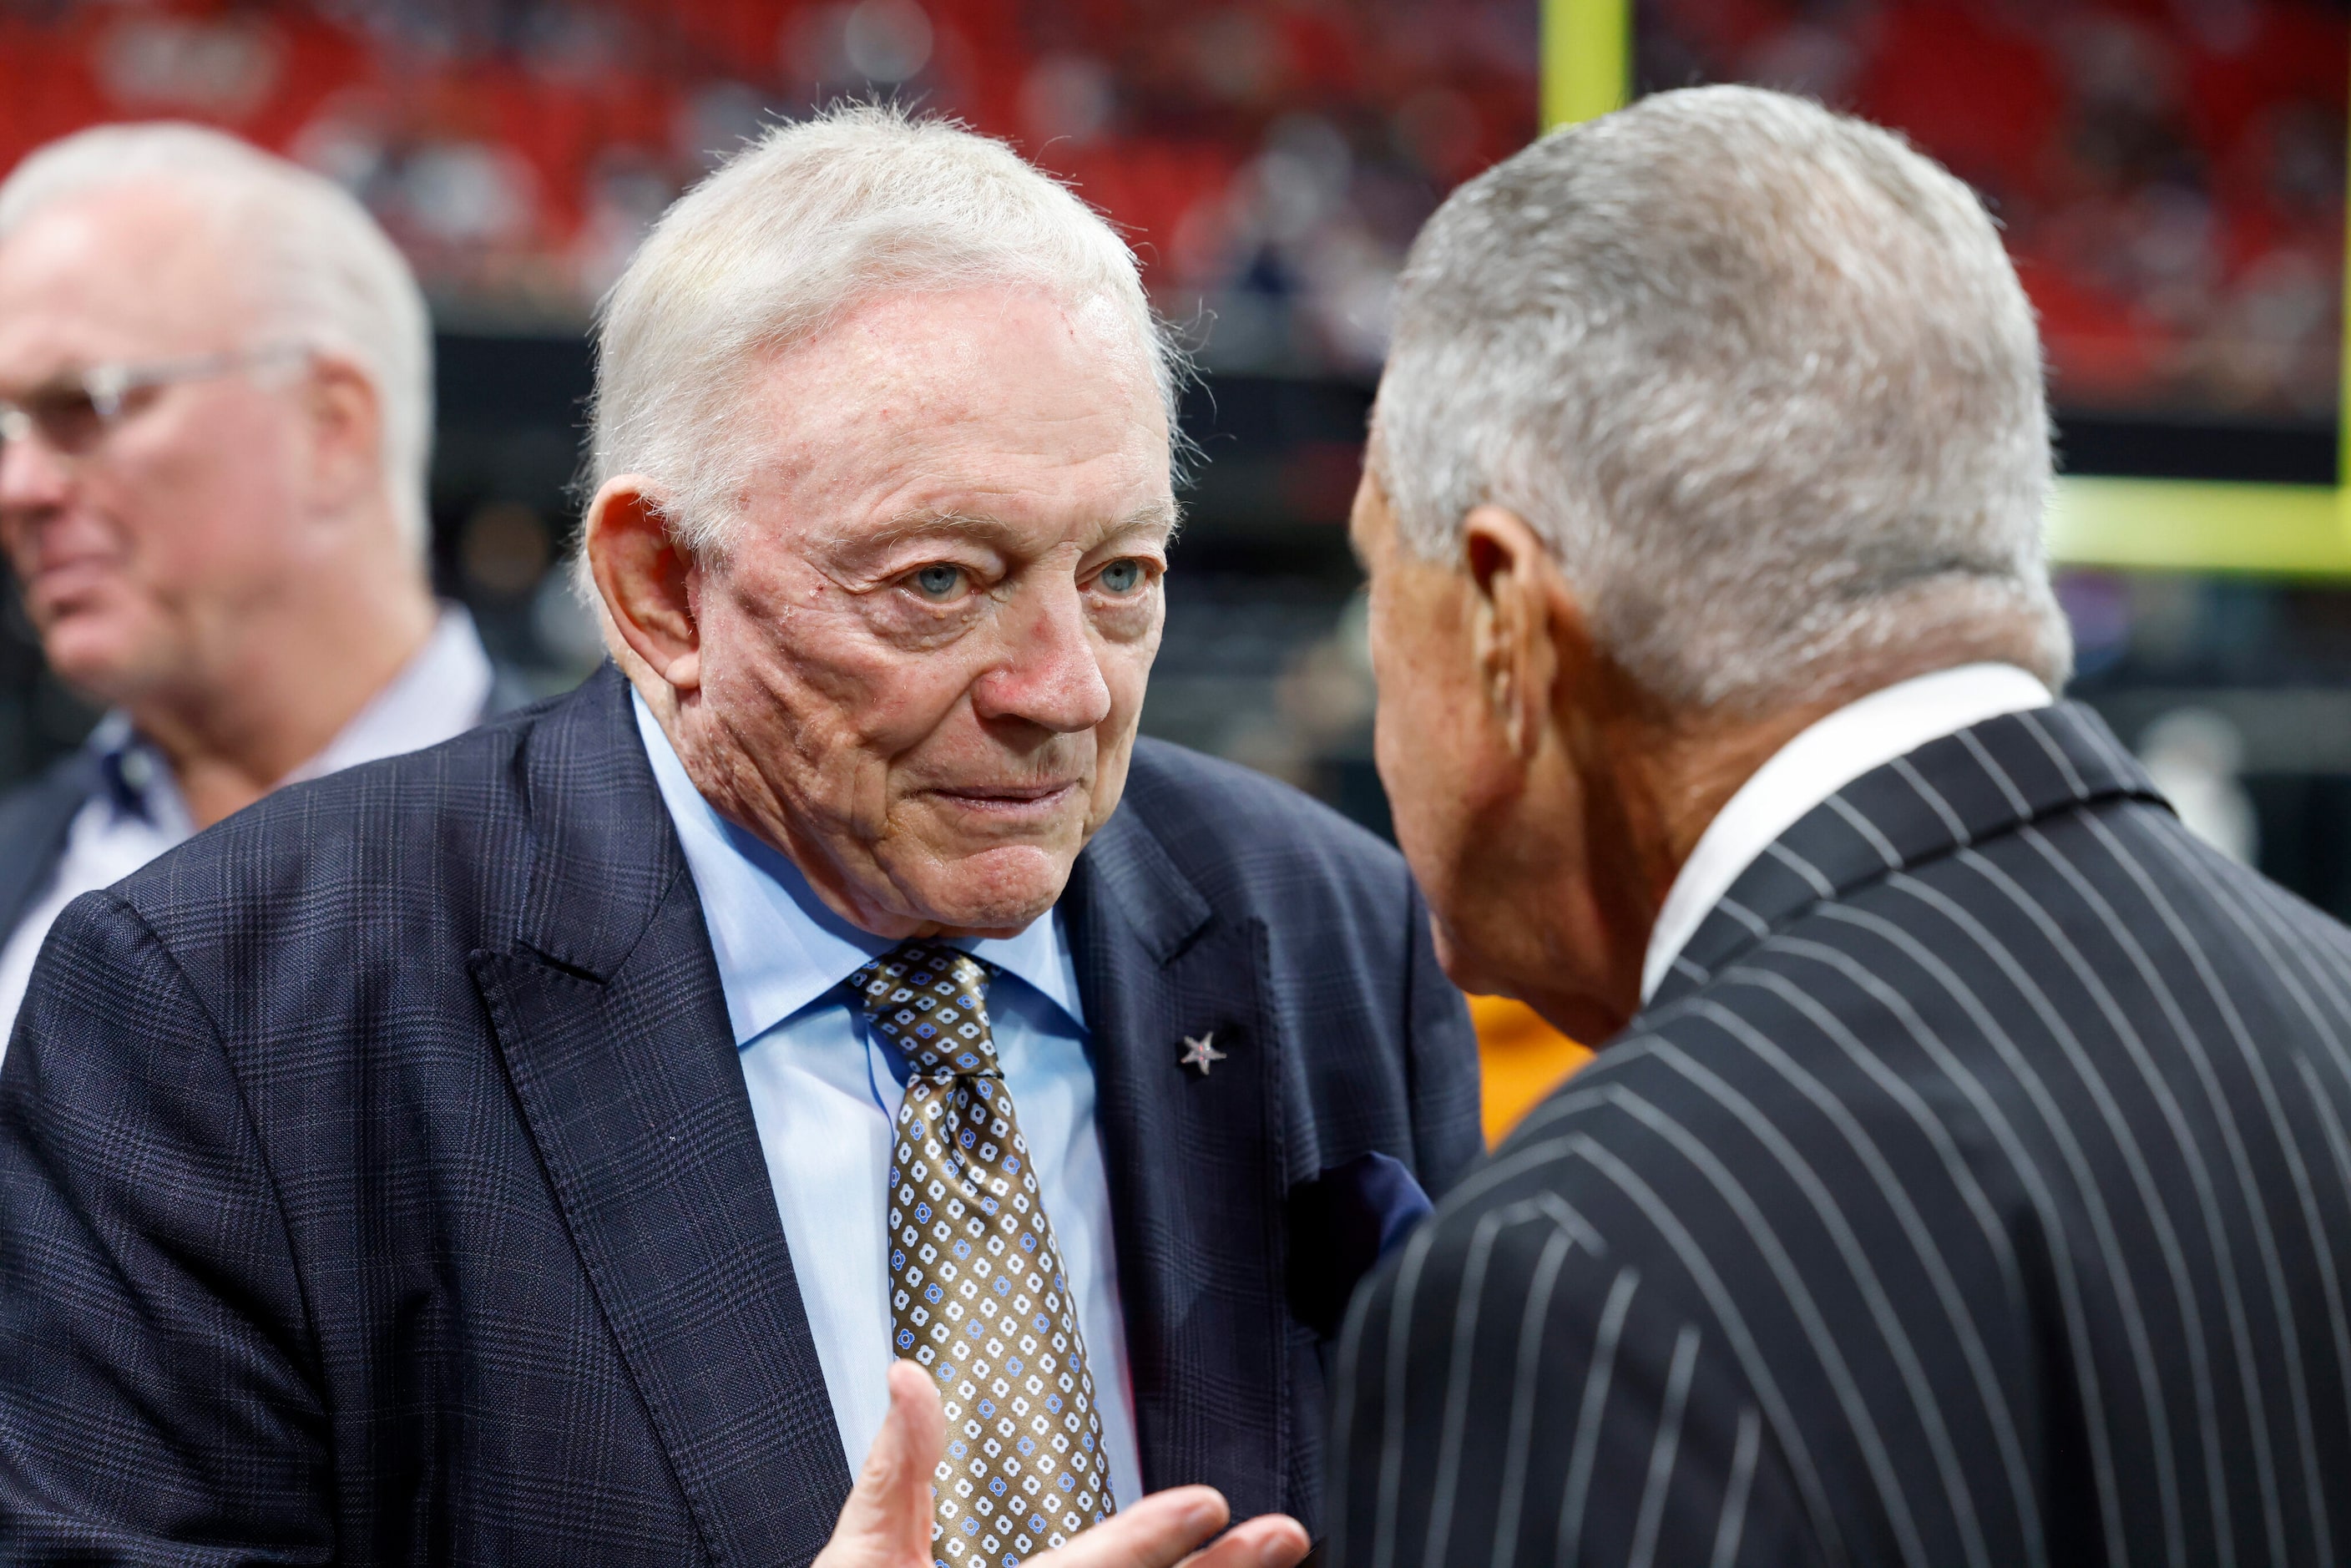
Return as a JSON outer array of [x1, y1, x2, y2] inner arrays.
[[1063, 807, 1293, 1521], [1647, 701, 2166, 1013], [470, 666, 851, 1568]]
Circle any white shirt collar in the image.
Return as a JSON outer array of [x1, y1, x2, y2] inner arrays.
[[1639, 662, 2055, 1004], [631, 691, 1084, 1047]]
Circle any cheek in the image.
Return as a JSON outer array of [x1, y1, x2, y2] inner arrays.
[[1081, 628, 1155, 803], [1372, 654, 1483, 883], [114, 410, 298, 577], [1094, 609, 1159, 720], [701, 594, 859, 741], [1373, 678, 1450, 822], [699, 581, 981, 786]]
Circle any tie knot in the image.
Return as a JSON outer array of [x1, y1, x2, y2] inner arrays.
[[852, 941, 999, 1078]]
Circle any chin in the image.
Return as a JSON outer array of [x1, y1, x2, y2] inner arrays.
[[1430, 922, 1509, 998], [40, 621, 161, 705], [900, 841, 1072, 936]]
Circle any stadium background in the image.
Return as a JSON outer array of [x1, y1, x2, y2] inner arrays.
[[1, 0, 2344, 1136]]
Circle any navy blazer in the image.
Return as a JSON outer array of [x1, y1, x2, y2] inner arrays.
[[0, 663, 1481, 1565]]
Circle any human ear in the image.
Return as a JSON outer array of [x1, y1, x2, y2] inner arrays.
[[1461, 504, 1560, 763], [586, 477, 701, 692], [301, 356, 382, 514]]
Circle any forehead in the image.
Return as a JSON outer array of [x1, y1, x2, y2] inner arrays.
[[0, 185, 249, 374], [731, 285, 1172, 538]]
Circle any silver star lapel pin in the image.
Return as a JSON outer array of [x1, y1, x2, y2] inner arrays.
[[1179, 1030, 1226, 1075]]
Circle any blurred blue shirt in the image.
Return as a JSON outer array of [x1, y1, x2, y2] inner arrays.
[[632, 695, 1145, 1505]]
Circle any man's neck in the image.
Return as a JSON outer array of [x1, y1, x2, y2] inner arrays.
[[1636, 704, 1841, 899], [1595, 647, 2053, 1021], [131, 559, 440, 830], [1561, 695, 1836, 1014], [1638, 639, 2053, 893]]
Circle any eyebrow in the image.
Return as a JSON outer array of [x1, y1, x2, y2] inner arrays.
[[835, 500, 1182, 555]]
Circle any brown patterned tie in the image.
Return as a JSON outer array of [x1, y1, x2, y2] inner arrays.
[[852, 942, 1116, 1567]]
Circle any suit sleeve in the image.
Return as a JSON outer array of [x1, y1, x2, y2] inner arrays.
[[1399, 877, 1484, 1198], [1327, 1202, 1827, 1568], [0, 891, 331, 1565]]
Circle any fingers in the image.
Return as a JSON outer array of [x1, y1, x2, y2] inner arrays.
[[816, 1359, 948, 1568], [813, 1383, 1307, 1568], [1029, 1491, 1311, 1568], [1177, 1514, 1312, 1568], [878, 1358, 949, 1495], [1034, 1485, 1231, 1568]]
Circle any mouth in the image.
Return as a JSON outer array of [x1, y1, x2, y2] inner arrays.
[[22, 556, 122, 614], [23, 546, 119, 586], [924, 781, 1083, 822]]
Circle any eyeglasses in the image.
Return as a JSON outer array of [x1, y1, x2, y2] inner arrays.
[[0, 342, 310, 461]]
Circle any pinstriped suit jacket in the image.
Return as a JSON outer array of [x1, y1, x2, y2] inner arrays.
[[1330, 701, 2351, 1568]]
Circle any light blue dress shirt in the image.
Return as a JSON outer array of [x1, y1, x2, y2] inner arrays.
[[633, 696, 1146, 1505]]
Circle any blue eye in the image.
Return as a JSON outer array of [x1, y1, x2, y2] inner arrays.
[[913, 564, 963, 599], [1098, 559, 1145, 594]]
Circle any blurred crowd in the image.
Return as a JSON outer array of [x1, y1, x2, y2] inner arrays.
[[1646, 0, 2349, 418], [7, 0, 2340, 415], [0, 0, 1537, 377]]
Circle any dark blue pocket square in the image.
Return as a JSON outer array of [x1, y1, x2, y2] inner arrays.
[[1285, 1151, 1434, 1338]]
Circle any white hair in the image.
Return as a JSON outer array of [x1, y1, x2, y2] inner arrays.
[[584, 104, 1181, 580], [0, 122, 433, 557], [1374, 85, 2071, 713]]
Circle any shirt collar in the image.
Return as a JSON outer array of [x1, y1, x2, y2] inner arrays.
[[86, 603, 493, 828], [88, 712, 191, 833], [1639, 662, 2055, 1004], [631, 690, 1085, 1048]]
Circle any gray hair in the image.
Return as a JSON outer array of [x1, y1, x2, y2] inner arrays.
[[584, 104, 1181, 581], [0, 122, 433, 558], [1373, 85, 2070, 713]]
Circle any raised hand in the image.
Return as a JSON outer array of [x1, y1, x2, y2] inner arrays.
[[814, 1361, 1312, 1568], [816, 1360, 950, 1568]]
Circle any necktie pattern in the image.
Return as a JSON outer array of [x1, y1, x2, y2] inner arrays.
[[852, 942, 1116, 1566]]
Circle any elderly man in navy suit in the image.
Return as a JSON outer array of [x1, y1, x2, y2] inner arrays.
[[0, 108, 1479, 1565]]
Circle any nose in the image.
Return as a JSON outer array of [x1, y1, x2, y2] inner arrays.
[[971, 578, 1115, 735]]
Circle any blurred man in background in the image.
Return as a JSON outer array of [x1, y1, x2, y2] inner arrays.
[[1330, 85, 2351, 1565], [0, 124, 513, 1042]]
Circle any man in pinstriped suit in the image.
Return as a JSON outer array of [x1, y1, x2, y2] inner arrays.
[[1329, 85, 2351, 1565]]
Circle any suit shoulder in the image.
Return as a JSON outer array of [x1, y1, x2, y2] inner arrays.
[[1450, 1007, 1896, 1268], [1120, 736, 1408, 895]]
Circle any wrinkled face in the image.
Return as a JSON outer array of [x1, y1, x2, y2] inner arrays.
[[677, 286, 1173, 938], [1354, 466, 1663, 1039], [0, 187, 315, 706]]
